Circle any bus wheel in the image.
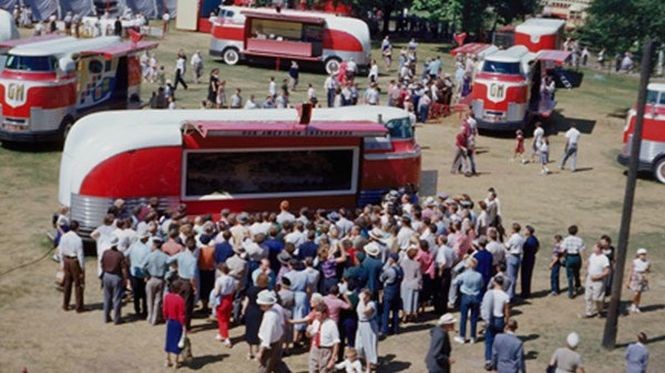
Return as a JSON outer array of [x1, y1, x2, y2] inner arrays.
[[324, 58, 341, 75], [61, 117, 75, 140], [223, 48, 240, 65], [654, 157, 665, 184]]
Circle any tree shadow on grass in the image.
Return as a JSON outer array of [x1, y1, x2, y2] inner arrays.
[[525, 350, 539, 360], [379, 353, 412, 372], [186, 353, 229, 370], [518, 334, 540, 343]]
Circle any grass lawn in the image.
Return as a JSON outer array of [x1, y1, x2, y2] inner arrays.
[[0, 26, 663, 372]]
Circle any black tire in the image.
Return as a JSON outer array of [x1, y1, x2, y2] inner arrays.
[[324, 57, 341, 75], [61, 117, 75, 140], [653, 157, 665, 184], [223, 48, 240, 65]]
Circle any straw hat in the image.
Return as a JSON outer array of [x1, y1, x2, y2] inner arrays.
[[436, 313, 457, 326], [256, 290, 277, 306], [364, 242, 381, 257]]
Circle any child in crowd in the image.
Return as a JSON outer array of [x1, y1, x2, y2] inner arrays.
[[548, 234, 564, 295], [513, 129, 526, 163], [539, 137, 550, 175], [335, 347, 363, 373]]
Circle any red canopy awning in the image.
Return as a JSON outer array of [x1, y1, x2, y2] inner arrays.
[[537, 50, 571, 64], [241, 9, 325, 24], [451, 42, 492, 56], [182, 120, 387, 138], [80, 40, 159, 59]]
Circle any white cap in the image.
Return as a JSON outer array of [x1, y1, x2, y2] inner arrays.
[[567, 332, 580, 349], [636, 248, 648, 255]]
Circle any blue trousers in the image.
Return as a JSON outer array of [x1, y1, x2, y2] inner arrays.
[[381, 286, 401, 335], [459, 294, 480, 339], [565, 255, 582, 298], [484, 317, 505, 361], [506, 255, 521, 300], [550, 261, 561, 294], [327, 88, 335, 107]]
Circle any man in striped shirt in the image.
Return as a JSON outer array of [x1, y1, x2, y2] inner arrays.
[[561, 225, 586, 298]]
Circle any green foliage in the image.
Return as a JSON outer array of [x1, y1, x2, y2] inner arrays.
[[580, 0, 665, 53]]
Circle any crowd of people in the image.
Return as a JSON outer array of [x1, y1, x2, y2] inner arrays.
[[54, 186, 653, 372]]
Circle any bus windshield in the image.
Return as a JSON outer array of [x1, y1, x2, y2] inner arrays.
[[5, 54, 58, 72], [482, 60, 521, 75], [646, 90, 665, 105], [385, 117, 413, 139]]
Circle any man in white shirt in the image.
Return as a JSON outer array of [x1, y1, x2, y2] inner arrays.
[[486, 228, 506, 267], [230, 88, 242, 108], [59, 221, 85, 312], [561, 225, 586, 298], [244, 95, 258, 109], [560, 123, 581, 172], [307, 83, 317, 105], [396, 216, 416, 251], [364, 83, 380, 105], [530, 122, 545, 162], [582, 244, 610, 318], [268, 77, 277, 98], [276, 200, 296, 225], [308, 303, 340, 372], [504, 223, 525, 300], [256, 290, 286, 373], [481, 276, 511, 368], [91, 214, 116, 277], [324, 74, 337, 107]]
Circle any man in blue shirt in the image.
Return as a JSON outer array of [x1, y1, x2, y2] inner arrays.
[[625, 332, 649, 373], [453, 258, 483, 344], [473, 236, 494, 296], [492, 319, 525, 373], [362, 242, 384, 298], [143, 237, 169, 325], [126, 232, 151, 318], [297, 231, 318, 260], [264, 227, 285, 273], [214, 230, 234, 266]]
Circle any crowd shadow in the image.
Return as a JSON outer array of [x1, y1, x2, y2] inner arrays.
[[186, 353, 229, 370], [379, 353, 412, 372]]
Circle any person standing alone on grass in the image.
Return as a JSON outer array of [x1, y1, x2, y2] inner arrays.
[[560, 123, 581, 172], [425, 313, 456, 373], [627, 248, 651, 313], [174, 51, 188, 90], [491, 318, 525, 373], [504, 223, 525, 300], [451, 125, 469, 175], [59, 220, 85, 312], [581, 242, 610, 318], [520, 225, 539, 299], [562, 225, 585, 298], [625, 332, 649, 373]]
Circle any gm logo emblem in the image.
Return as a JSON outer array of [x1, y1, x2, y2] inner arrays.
[[488, 82, 506, 103], [5, 82, 27, 107]]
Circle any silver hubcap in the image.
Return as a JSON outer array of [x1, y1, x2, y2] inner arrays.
[[326, 60, 339, 74], [224, 50, 238, 64]]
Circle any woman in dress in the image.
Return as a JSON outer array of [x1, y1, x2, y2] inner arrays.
[[242, 273, 269, 359], [400, 245, 422, 322], [627, 248, 651, 313], [277, 276, 296, 355], [163, 280, 186, 368], [213, 263, 238, 348], [355, 288, 378, 373], [285, 259, 310, 347]]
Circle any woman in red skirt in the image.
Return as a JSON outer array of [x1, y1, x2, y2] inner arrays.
[[213, 263, 238, 348], [163, 280, 186, 368]]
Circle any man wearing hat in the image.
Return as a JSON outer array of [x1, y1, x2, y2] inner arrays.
[[59, 220, 85, 312], [425, 313, 456, 373], [380, 252, 403, 336], [126, 231, 152, 318], [256, 290, 287, 373], [226, 242, 248, 322], [100, 235, 129, 324], [362, 241, 384, 298], [144, 237, 169, 325]]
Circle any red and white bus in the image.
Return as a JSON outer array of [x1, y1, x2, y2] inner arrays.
[[209, 6, 371, 74], [0, 36, 157, 143], [58, 106, 421, 236], [618, 83, 665, 183]]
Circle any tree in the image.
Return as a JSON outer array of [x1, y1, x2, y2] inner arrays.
[[580, 0, 665, 54], [346, 0, 409, 33]]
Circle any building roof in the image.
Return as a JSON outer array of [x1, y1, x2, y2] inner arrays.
[[515, 18, 566, 37], [9, 36, 123, 58], [59, 106, 410, 206]]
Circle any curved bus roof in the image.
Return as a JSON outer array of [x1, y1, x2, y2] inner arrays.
[[485, 45, 532, 63], [515, 18, 565, 37], [8, 36, 122, 58], [59, 106, 410, 206], [648, 83, 665, 92]]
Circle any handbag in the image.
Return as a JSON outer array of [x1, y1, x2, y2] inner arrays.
[[178, 328, 187, 349]]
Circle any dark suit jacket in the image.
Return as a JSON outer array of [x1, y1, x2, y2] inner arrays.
[[425, 327, 451, 373]]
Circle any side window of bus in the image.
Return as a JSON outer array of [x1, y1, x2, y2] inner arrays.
[[660, 94, 665, 105], [385, 118, 413, 139], [88, 60, 103, 74]]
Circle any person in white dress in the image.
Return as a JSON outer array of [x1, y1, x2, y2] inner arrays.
[[355, 289, 378, 372], [627, 248, 651, 313]]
